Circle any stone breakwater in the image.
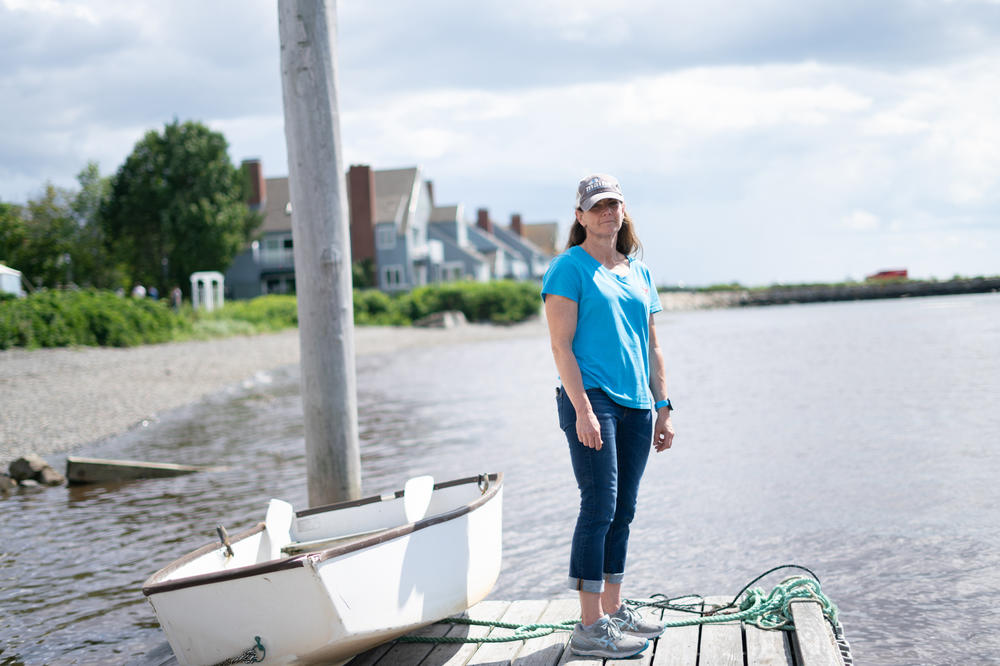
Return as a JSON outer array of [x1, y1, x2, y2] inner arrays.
[[658, 276, 1000, 310], [0, 320, 549, 467]]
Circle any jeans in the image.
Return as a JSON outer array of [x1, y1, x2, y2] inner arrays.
[[557, 387, 652, 593]]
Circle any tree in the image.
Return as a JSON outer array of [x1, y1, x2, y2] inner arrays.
[[0, 201, 27, 270], [71, 162, 121, 289], [102, 120, 261, 295], [18, 184, 78, 288], [1, 164, 120, 290]]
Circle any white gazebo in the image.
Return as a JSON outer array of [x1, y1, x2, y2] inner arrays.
[[190, 271, 225, 311], [0, 263, 24, 297]]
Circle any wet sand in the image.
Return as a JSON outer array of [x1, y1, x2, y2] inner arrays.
[[0, 319, 548, 466]]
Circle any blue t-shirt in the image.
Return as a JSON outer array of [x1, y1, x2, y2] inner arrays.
[[541, 245, 662, 409]]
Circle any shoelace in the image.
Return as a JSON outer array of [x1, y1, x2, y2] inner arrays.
[[617, 605, 642, 628], [602, 616, 627, 641]]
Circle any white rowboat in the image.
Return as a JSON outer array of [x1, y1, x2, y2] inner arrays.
[[143, 473, 503, 665]]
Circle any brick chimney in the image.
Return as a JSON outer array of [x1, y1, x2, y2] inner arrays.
[[348, 165, 376, 261], [241, 158, 266, 209], [510, 213, 523, 237], [477, 208, 493, 234]]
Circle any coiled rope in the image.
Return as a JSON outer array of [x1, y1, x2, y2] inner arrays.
[[398, 564, 839, 645]]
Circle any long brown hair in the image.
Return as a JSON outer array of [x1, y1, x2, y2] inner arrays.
[[566, 210, 643, 257]]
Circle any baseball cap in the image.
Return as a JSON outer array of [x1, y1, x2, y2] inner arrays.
[[575, 174, 624, 211]]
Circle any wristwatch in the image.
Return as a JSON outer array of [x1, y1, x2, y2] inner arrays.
[[654, 399, 673, 411]]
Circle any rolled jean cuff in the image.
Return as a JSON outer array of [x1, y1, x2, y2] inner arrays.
[[567, 576, 604, 594], [604, 572, 625, 584]]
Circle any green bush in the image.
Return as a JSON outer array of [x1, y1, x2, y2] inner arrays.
[[0, 282, 542, 349], [0, 289, 190, 349], [199, 294, 298, 331], [352, 280, 541, 326]]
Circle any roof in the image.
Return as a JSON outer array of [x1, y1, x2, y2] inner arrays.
[[466, 224, 523, 258], [522, 222, 559, 255], [430, 204, 461, 223], [374, 167, 419, 230], [259, 177, 292, 234], [492, 225, 549, 259], [0, 263, 22, 276], [427, 226, 487, 264]]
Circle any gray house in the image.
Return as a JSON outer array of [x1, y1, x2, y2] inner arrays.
[[226, 161, 297, 299], [349, 165, 445, 292], [427, 204, 490, 282], [489, 212, 551, 279]]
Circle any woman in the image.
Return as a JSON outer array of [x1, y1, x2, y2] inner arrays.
[[541, 174, 675, 659]]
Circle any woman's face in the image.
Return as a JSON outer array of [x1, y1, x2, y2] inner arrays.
[[576, 198, 625, 240]]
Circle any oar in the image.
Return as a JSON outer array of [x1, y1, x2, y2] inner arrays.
[[403, 475, 434, 523]]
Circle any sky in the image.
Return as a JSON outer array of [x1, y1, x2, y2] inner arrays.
[[1, 0, 998, 286]]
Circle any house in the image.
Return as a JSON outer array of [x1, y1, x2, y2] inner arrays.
[[225, 160, 551, 297], [226, 161, 297, 299], [866, 269, 908, 281], [488, 211, 552, 279], [427, 204, 490, 283], [348, 165, 446, 291]]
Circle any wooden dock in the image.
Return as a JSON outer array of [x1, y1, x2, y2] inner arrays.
[[347, 596, 851, 666]]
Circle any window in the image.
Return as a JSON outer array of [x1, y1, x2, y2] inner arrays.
[[383, 265, 403, 288], [261, 234, 294, 266], [376, 225, 396, 249]]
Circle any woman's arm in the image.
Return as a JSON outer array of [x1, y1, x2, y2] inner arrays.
[[545, 294, 604, 450], [648, 314, 675, 452]]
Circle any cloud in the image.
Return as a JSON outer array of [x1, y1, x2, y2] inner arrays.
[[1, 0, 998, 284], [842, 210, 881, 231]]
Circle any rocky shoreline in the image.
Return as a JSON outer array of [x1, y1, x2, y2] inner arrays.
[[0, 320, 550, 470]]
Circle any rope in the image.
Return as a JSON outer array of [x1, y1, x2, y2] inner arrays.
[[398, 565, 840, 645]]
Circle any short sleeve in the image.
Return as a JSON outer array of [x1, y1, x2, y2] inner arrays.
[[541, 253, 581, 303], [642, 264, 662, 314]]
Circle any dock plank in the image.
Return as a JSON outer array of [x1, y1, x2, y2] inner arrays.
[[789, 601, 843, 666], [420, 600, 512, 666], [744, 624, 794, 666], [511, 598, 578, 666], [696, 597, 742, 666], [367, 618, 453, 666], [652, 599, 701, 666], [465, 599, 549, 665]]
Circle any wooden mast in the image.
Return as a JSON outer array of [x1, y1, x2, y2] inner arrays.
[[277, 0, 362, 506]]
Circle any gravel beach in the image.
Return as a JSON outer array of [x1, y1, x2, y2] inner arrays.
[[0, 319, 548, 467]]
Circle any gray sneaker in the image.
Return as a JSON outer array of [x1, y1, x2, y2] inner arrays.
[[569, 615, 649, 659], [610, 604, 666, 638]]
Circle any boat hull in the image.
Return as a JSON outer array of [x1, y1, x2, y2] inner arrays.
[[144, 474, 503, 665]]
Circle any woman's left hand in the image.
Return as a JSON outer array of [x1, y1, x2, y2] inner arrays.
[[653, 409, 674, 452]]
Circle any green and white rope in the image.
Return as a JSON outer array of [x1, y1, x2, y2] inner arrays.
[[398, 566, 839, 645]]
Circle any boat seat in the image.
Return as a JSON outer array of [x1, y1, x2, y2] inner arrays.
[[257, 498, 295, 561]]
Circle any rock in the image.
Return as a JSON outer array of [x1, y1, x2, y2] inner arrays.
[[18, 478, 39, 488], [39, 466, 66, 486], [413, 310, 468, 328], [0, 474, 15, 493], [9, 454, 49, 481]]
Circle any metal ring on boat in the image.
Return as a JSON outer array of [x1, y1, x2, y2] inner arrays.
[[478, 474, 490, 494]]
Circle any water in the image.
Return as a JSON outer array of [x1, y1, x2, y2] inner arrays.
[[2, 293, 999, 665]]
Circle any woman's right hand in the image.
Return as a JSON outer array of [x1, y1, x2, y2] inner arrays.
[[577, 409, 604, 451]]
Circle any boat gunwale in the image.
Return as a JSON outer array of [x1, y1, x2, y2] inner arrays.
[[142, 473, 502, 597]]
